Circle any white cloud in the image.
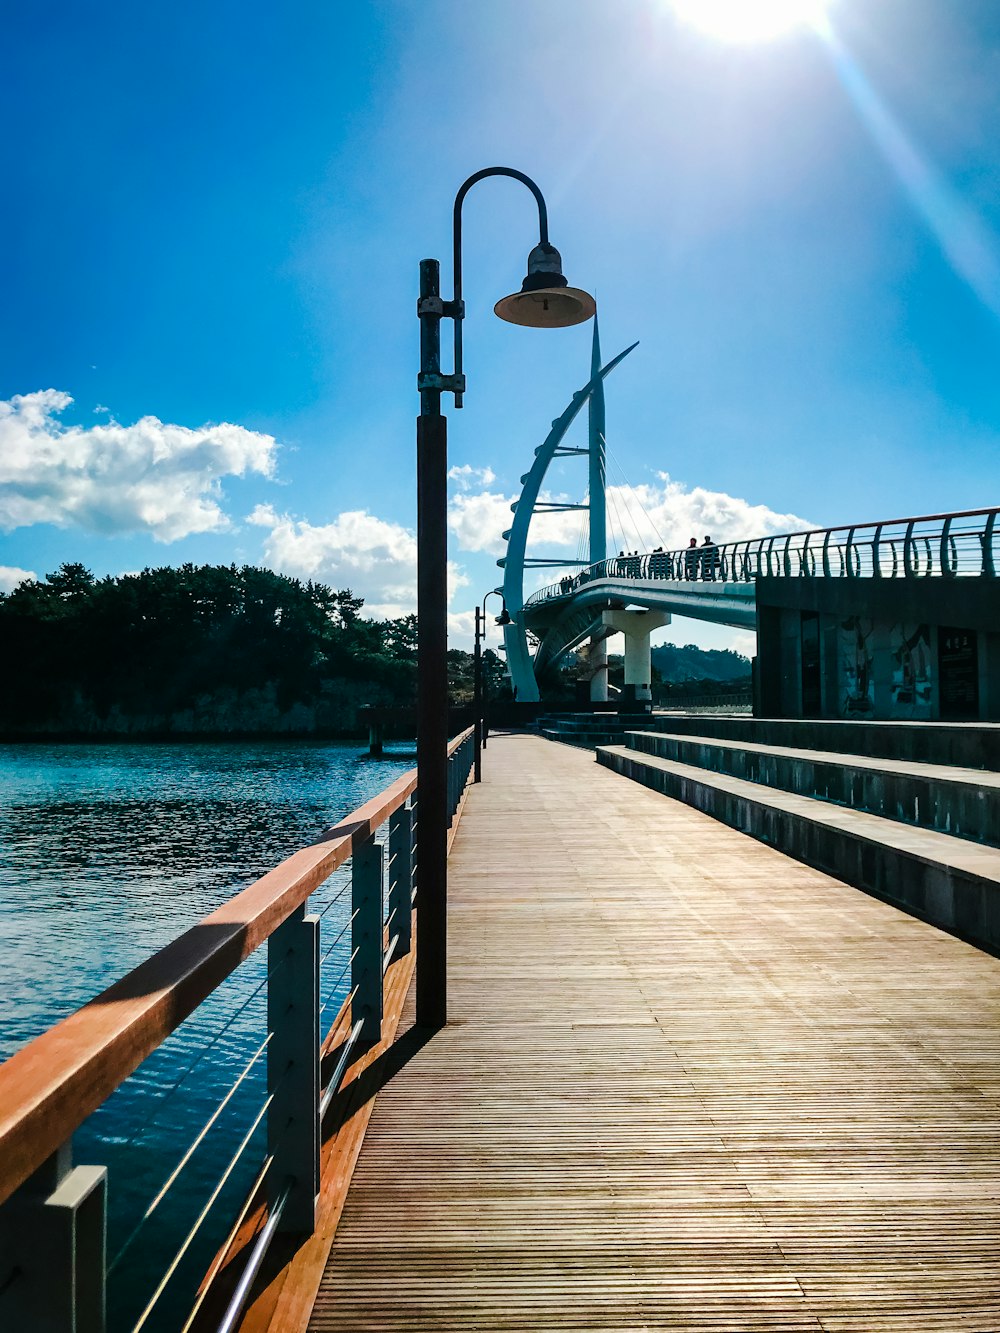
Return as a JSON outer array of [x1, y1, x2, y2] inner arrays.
[[620, 474, 811, 550], [448, 489, 583, 555], [447, 607, 506, 649], [249, 505, 467, 618], [0, 390, 277, 541], [727, 630, 759, 658], [0, 565, 35, 593], [448, 463, 496, 490], [448, 474, 812, 558]]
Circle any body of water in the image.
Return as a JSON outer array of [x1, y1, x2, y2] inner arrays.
[[0, 739, 413, 1331]]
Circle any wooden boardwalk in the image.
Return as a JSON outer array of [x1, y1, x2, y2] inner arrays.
[[308, 734, 1000, 1331]]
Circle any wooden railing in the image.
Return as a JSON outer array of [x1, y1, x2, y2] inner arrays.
[[0, 727, 476, 1333]]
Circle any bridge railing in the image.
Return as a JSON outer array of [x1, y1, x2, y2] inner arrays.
[[526, 506, 1000, 604], [0, 728, 475, 1333]]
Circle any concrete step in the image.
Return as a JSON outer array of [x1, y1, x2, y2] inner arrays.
[[639, 715, 1000, 771], [536, 714, 662, 732], [627, 730, 1000, 848], [541, 727, 635, 749], [536, 713, 665, 750], [597, 744, 1000, 953]]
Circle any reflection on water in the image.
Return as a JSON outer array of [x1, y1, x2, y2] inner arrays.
[[0, 740, 413, 1331]]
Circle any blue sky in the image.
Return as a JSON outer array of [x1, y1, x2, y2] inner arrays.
[[3, 0, 1000, 654]]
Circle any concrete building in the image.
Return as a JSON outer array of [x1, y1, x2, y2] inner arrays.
[[755, 575, 1000, 722]]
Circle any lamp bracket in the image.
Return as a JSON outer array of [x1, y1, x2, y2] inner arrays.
[[417, 295, 464, 320], [417, 371, 466, 395]]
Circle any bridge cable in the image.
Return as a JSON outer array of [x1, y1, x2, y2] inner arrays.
[[605, 477, 635, 557], [608, 473, 645, 553], [604, 434, 668, 550]]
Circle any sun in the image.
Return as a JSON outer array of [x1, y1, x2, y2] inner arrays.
[[668, 0, 831, 43]]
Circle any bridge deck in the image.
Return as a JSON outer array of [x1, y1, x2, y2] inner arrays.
[[308, 734, 1000, 1331]]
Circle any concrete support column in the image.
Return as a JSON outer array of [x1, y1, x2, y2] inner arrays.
[[602, 610, 670, 703], [589, 635, 609, 702]]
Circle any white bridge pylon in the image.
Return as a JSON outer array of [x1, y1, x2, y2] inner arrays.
[[498, 319, 638, 703]]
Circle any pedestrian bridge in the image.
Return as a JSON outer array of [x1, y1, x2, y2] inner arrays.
[[517, 506, 999, 686], [2, 726, 999, 1331]]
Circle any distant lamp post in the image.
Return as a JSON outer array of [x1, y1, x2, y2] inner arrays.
[[416, 167, 594, 1029], [474, 591, 510, 782]]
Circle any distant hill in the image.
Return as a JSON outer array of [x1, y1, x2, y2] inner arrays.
[[651, 642, 751, 683]]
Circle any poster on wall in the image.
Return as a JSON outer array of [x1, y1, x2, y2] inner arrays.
[[938, 627, 979, 720], [839, 616, 875, 716], [890, 623, 932, 719]]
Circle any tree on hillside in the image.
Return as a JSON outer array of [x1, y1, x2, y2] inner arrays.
[[0, 564, 429, 729]]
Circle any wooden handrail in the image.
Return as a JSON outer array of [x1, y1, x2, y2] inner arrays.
[[0, 729, 473, 1208]]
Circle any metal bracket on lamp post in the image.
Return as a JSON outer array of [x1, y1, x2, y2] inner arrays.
[[416, 372, 466, 396]]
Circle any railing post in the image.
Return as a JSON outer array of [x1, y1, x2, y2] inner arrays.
[[388, 804, 413, 958], [903, 520, 916, 577], [984, 512, 997, 577], [0, 1144, 107, 1333], [352, 837, 383, 1051], [871, 524, 882, 577], [940, 516, 955, 576], [267, 904, 319, 1235], [845, 527, 857, 578]]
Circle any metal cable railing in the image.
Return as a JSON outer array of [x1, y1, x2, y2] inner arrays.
[[107, 1032, 275, 1277], [0, 726, 477, 1333], [526, 506, 1000, 604]]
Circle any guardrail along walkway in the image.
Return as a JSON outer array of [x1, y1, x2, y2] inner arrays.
[[311, 733, 1000, 1331]]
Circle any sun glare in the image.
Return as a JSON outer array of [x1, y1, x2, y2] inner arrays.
[[669, 0, 830, 43]]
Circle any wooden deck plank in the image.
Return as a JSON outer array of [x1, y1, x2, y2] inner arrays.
[[308, 735, 1000, 1331]]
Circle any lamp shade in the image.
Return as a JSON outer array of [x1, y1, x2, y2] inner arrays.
[[494, 242, 596, 329]]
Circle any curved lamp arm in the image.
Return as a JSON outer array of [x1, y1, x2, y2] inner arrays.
[[451, 168, 549, 407]]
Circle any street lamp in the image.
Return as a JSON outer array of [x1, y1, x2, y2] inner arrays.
[[474, 590, 510, 782], [416, 167, 594, 1029]]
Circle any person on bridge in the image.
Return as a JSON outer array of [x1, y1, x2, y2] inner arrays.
[[702, 535, 720, 581], [684, 537, 699, 580]]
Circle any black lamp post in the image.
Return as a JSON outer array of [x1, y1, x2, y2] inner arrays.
[[474, 591, 510, 782], [416, 167, 594, 1029]]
